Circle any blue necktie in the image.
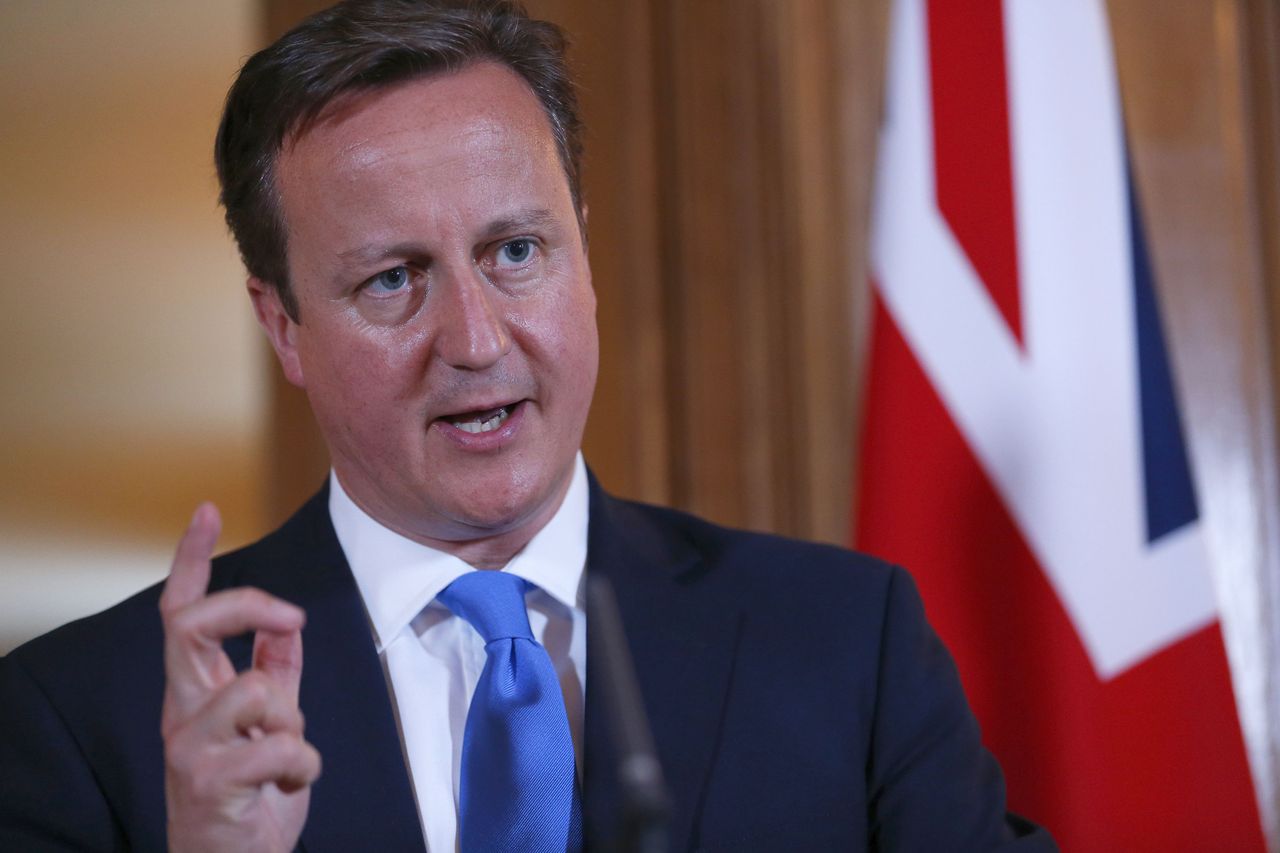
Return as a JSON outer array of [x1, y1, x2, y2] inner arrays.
[[438, 571, 583, 853]]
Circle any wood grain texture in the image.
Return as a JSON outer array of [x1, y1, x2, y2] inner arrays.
[[645, 0, 887, 542]]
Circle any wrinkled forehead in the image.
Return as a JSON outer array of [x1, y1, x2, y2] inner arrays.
[[280, 61, 559, 183], [291, 70, 561, 192], [270, 62, 581, 282]]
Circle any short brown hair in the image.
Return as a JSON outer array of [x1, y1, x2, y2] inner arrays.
[[214, 0, 583, 321]]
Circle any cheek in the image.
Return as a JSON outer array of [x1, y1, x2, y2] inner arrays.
[[549, 290, 599, 399], [519, 294, 597, 374], [296, 323, 424, 411], [544, 262, 597, 350], [564, 287, 599, 367]]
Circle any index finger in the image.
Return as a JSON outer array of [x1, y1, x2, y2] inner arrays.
[[159, 502, 221, 616]]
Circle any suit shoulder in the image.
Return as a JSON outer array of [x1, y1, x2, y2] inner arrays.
[[605, 493, 905, 600]]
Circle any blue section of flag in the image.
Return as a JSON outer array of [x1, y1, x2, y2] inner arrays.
[[1128, 164, 1200, 542]]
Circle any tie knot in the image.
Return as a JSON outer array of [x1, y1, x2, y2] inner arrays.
[[438, 571, 535, 645]]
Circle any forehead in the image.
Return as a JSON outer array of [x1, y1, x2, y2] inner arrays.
[[275, 61, 565, 225]]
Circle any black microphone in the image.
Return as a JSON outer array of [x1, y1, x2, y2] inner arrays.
[[586, 576, 670, 853]]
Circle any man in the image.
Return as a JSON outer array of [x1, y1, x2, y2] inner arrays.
[[0, 1, 1054, 850]]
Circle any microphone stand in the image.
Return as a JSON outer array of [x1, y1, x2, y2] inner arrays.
[[586, 576, 670, 853]]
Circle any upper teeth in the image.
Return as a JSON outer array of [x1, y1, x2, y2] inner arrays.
[[453, 407, 510, 434]]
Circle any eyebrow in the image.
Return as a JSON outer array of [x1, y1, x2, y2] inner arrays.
[[480, 208, 559, 240], [334, 208, 562, 269], [336, 241, 416, 268]]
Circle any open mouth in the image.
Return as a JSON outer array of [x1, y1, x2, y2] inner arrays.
[[444, 403, 516, 434]]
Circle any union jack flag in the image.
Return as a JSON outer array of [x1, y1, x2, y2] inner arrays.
[[857, 1, 1266, 848]]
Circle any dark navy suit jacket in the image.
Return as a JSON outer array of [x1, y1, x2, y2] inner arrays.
[[0, 479, 1055, 851]]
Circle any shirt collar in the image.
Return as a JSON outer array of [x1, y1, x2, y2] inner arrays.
[[330, 454, 590, 652]]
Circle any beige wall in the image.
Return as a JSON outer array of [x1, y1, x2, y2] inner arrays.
[[0, 1, 264, 652]]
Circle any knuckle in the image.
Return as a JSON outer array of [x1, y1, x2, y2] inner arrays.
[[165, 606, 198, 639], [236, 670, 276, 712], [239, 667, 271, 691], [230, 586, 271, 609]]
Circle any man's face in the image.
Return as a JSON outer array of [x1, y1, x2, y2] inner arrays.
[[254, 62, 598, 559]]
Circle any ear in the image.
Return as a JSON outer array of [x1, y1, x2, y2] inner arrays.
[[248, 277, 305, 388]]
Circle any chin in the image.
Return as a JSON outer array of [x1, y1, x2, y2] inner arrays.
[[433, 478, 549, 535], [482, 485, 551, 527], [453, 461, 568, 527]]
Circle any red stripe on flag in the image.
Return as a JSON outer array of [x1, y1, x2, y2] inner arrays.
[[856, 295, 1265, 850], [926, 0, 1023, 344]]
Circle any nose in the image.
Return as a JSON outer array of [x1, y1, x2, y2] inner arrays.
[[430, 264, 511, 370]]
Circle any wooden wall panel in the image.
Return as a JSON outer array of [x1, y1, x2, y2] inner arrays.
[[761, 0, 889, 542], [649, 0, 887, 542], [654, 0, 781, 530]]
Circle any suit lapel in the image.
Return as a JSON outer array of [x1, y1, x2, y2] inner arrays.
[[584, 480, 743, 852], [224, 489, 425, 853]]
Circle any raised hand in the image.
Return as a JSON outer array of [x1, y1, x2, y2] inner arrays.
[[159, 503, 320, 852]]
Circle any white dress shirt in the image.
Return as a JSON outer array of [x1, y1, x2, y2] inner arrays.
[[330, 455, 590, 853]]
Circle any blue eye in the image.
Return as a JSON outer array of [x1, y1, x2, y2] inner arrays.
[[369, 266, 409, 293], [496, 239, 534, 266]]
